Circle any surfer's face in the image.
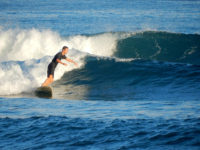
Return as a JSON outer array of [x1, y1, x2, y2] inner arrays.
[[63, 48, 68, 54]]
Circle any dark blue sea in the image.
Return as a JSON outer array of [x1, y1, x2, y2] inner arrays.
[[0, 0, 200, 149]]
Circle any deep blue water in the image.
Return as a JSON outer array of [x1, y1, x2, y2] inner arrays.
[[1, 98, 200, 149], [1, 0, 200, 35], [0, 0, 200, 149]]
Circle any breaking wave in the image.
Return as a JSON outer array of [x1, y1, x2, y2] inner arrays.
[[0, 27, 200, 97]]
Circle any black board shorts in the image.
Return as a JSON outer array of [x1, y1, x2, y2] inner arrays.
[[47, 62, 56, 78]]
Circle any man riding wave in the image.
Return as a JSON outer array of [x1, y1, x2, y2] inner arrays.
[[42, 46, 78, 86]]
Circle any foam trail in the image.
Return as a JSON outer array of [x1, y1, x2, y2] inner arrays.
[[0, 53, 85, 95], [0, 57, 50, 95]]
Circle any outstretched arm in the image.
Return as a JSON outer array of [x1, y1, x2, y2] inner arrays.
[[66, 58, 78, 66], [56, 59, 67, 66]]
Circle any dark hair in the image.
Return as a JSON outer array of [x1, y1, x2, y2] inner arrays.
[[62, 46, 68, 50]]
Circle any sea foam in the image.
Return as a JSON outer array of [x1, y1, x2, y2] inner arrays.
[[0, 27, 128, 95]]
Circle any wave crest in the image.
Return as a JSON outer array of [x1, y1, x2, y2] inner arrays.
[[115, 31, 200, 65]]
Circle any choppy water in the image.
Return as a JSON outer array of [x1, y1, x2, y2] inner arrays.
[[1, 98, 200, 149], [0, 0, 200, 149]]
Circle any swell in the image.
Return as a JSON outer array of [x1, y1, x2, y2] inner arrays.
[[114, 31, 200, 65]]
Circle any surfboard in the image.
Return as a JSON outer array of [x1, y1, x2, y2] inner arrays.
[[35, 86, 53, 98]]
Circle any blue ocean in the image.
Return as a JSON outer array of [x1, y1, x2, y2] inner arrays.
[[0, 0, 200, 149]]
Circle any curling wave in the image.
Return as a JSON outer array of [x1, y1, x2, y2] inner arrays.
[[115, 31, 200, 65], [0, 27, 200, 97]]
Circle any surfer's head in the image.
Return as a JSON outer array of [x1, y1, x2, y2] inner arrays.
[[62, 46, 68, 55]]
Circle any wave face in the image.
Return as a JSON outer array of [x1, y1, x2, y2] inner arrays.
[[0, 27, 200, 99], [53, 56, 200, 100], [115, 31, 200, 65]]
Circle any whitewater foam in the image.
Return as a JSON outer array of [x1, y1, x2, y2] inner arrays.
[[0, 55, 84, 95], [0, 28, 66, 61], [2, 27, 199, 95], [0, 27, 131, 62], [0, 27, 131, 95], [66, 32, 132, 57]]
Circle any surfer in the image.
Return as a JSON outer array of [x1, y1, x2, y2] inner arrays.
[[42, 46, 78, 86]]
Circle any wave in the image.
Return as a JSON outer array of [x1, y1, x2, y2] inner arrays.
[[53, 56, 200, 100], [115, 31, 200, 65], [0, 27, 129, 62], [1, 27, 199, 64], [0, 27, 200, 97], [0, 27, 130, 95]]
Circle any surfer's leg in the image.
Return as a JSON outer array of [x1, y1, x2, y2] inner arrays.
[[42, 78, 49, 86], [42, 63, 55, 86], [42, 78, 48, 86], [41, 75, 54, 86], [48, 75, 54, 84]]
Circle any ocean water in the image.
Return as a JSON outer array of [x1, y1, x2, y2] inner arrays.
[[0, 0, 200, 149]]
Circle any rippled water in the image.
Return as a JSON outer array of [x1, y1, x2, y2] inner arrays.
[[0, 98, 200, 149]]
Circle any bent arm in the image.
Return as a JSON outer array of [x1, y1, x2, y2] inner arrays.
[[66, 58, 78, 66], [56, 59, 67, 65]]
